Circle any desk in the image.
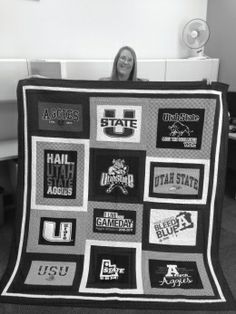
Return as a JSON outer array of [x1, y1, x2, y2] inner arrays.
[[0, 139, 18, 161]]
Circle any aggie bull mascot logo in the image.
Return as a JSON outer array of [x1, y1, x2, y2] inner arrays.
[[168, 121, 193, 137], [100, 159, 134, 195]]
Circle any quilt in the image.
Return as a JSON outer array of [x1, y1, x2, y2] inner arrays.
[[0, 78, 235, 311]]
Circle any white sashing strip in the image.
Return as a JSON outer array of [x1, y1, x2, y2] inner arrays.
[[2, 86, 225, 303], [206, 92, 225, 301]]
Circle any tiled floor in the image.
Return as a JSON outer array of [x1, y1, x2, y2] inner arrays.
[[0, 180, 235, 314]]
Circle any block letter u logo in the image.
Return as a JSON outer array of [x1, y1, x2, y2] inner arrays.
[[103, 109, 136, 138], [42, 221, 73, 243]]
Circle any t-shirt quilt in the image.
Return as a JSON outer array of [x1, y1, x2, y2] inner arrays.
[[0, 79, 235, 311]]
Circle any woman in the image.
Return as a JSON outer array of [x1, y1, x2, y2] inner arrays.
[[101, 46, 146, 81]]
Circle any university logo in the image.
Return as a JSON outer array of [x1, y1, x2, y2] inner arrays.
[[149, 260, 203, 289], [156, 109, 205, 149], [149, 208, 198, 246], [168, 121, 193, 137], [100, 259, 125, 280], [43, 221, 72, 242], [24, 261, 76, 286], [100, 158, 134, 195], [93, 209, 136, 234], [149, 162, 203, 199], [43, 150, 77, 199], [41, 108, 80, 123], [38, 102, 83, 132], [96, 105, 142, 142], [144, 207, 199, 247], [38, 265, 69, 280], [158, 264, 193, 288], [101, 109, 137, 137], [153, 170, 199, 194], [39, 218, 76, 246], [153, 212, 193, 241], [162, 112, 200, 122]]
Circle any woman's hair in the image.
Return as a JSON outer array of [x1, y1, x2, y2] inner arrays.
[[111, 46, 138, 81]]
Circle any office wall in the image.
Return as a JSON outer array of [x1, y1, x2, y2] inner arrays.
[[206, 0, 236, 90], [0, 0, 207, 59]]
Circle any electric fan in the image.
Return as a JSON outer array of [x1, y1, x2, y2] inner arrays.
[[182, 18, 210, 59]]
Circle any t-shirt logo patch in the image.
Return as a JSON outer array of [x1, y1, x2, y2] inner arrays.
[[159, 264, 193, 287], [149, 162, 204, 200], [144, 157, 209, 204], [89, 149, 145, 203], [83, 244, 138, 290], [102, 109, 136, 137], [44, 150, 77, 199], [149, 260, 203, 289], [96, 105, 142, 142], [93, 209, 136, 234], [94, 253, 130, 285], [100, 158, 134, 195], [79, 241, 143, 294], [153, 167, 199, 195], [100, 259, 125, 280], [24, 261, 76, 286], [149, 209, 198, 246], [39, 218, 76, 246], [38, 102, 83, 132], [156, 109, 205, 149]]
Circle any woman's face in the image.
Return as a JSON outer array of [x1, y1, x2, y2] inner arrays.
[[117, 49, 134, 79]]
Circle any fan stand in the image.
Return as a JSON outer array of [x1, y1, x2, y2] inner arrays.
[[188, 47, 208, 60]]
